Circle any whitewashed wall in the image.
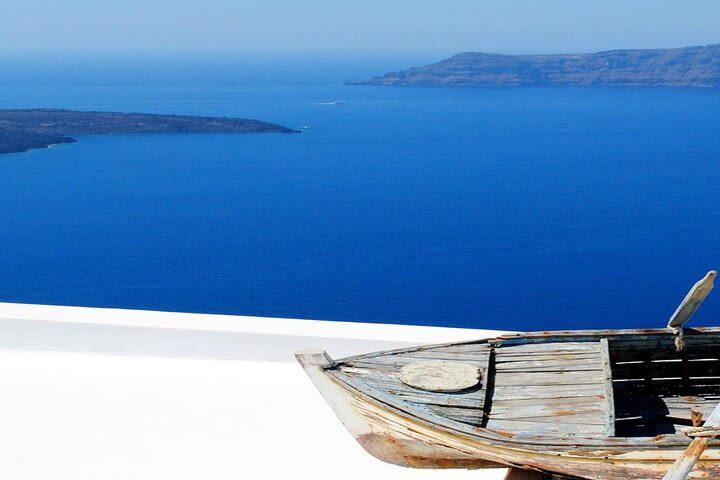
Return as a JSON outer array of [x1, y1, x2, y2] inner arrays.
[[0, 302, 507, 480]]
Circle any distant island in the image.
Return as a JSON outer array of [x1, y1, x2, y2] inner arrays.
[[0, 109, 299, 154], [348, 44, 720, 88]]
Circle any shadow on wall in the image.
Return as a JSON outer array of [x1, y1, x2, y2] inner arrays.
[[0, 318, 416, 362]]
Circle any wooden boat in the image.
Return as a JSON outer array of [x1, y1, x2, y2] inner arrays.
[[296, 272, 720, 479]]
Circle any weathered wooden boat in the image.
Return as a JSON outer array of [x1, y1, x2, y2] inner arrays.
[[297, 271, 720, 479]]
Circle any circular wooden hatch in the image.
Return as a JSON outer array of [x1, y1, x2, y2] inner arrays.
[[398, 360, 481, 393]]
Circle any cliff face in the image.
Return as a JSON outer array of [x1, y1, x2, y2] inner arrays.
[[348, 44, 720, 88], [0, 109, 298, 154]]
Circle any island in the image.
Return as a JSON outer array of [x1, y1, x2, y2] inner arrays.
[[0, 109, 299, 154], [347, 44, 720, 88]]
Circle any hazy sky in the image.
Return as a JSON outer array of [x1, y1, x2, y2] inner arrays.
[[3, 0, 719, 54]]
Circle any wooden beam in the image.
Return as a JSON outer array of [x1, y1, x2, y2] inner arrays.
[[662, 400, 720, 480], [600, 338, 616, 437]]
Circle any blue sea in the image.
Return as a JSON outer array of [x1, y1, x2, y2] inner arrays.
[[1, 53, 720, 330]]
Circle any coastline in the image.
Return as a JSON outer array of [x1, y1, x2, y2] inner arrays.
[[0, 109, 299, 155]]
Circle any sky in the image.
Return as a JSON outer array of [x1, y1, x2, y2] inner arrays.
[[1, 0, 719, 55]]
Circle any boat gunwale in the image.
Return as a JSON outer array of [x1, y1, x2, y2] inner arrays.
[[336, 327, 720, 364]]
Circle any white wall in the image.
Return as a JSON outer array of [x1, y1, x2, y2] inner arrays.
[[0, 302, 507, 480]]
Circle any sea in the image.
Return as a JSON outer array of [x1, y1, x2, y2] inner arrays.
[[1, 52, 720, 330]]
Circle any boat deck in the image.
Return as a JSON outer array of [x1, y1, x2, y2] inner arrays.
[[333, 328, 720, 444], [485, 341, 609, 437], [337, 340, 614, 438], [340, 342, 492, 426]]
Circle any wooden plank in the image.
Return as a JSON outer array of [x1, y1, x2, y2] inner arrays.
[[490, 400, 606, 414], [663, 398, 720, 406], [492, 394, 605, 411], [343, 360, 411, 371], [492, 384, 604, 401], [493, 370, 604, 387], [489, 410, 606, 423], [346, 354, 489, 369], [499, 335, 720, 354], [498, 342, 601, 354], [496, 326, 720, 341], [340, 367, 396, 379], [430, 343, 493, 353], [667, 270, 716, 330], [335, 339, 491, 364], [341, 366, 399, 379], [662, 399, 720, 480], [443, 413, 483, 425], [496, 355, 602, 365], [495, 361, 601, 373], [600, 338, 616, 437], [392, 390, 482, 408], [346, 357, 424, 368], [426, 405, 484, 420], [489, 404, 605, 425], [398, 351, 491, 362], [662, 395, 720, 406], [484, 418, 606, 436], [610, 336, 720, 350], [495, 352, 601, 362], [443, 414, 483, 425]]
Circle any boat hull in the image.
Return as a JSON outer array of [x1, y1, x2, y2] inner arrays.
[[297, 350, 720, 480]]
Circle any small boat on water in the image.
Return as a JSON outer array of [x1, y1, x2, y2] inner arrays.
[[297, 271, 720, 479]]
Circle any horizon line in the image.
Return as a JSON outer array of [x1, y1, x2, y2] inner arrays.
[[1, 41, 718, 58]]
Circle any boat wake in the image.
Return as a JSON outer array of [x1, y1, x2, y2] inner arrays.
[[309, 100, 346, 106]]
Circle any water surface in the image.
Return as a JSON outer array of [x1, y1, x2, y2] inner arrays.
[[1, 58, 719, 330]]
